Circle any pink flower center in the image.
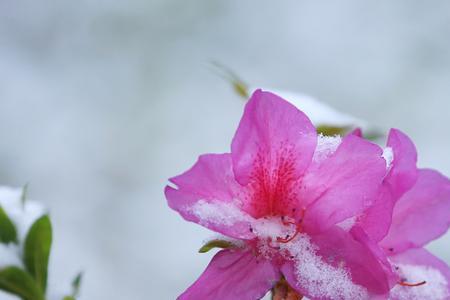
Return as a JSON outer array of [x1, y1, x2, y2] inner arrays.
[[244, 144, 301, 220]]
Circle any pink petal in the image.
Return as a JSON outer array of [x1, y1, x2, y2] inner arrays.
[[349, 127, 363, 137], [390, 248, 450, 280], [357, 186, 395, 242], [165, 153, 254, 239], [178, 249, 280, 300], [316, 226, 395, 294], [388, 248, 450, 300], [281, 226, 395, 299], [280, 262, 311, 298], [302, 134, 387, 233], [231, 89, 316, 187], [385, 129, 418, 199], [356, 129, 418, 242], [380, 169, 450, 254]]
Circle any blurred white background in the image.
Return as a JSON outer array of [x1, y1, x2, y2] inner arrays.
[[1, 1, 450, 299]]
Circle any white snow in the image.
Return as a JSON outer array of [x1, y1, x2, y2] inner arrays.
[[390, 264, 449, 300], [252, 216, 296, 239], [382, 147, 394, 170], [263, 89, 369, 130], [191, 200, 370, 299], [191, 201, 299, 240], [336, 216, 357, 231], [190, 200, 252, 226], [313, 134, 342, 163], [279, 234, 369, 300]]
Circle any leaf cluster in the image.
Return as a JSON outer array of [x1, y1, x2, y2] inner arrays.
[[0, 188, 82, 300]]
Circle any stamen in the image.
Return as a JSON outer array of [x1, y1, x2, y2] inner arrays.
[[297, 208, 306, 225], [399, 281, 427, 287], [282, 219, 296, 226], [267, 238, 281, 250], [277, 209, 306, 244], [277, 228, 299, 243]]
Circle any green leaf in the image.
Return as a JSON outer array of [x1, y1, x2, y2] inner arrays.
[[71, 272, 83, 297], [0, 266, 45, 300], [316, 125, 352, 136], [0, 206, 17, 244], [23, 215, 52, 293], [316, 125, 384, 141], [209, 61, 249, 99], [62, 271, 83, 300], [364, 130, 384, 141], [199, 239, 235, 253]]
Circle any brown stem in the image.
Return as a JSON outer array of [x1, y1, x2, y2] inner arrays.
[[271, 277, 303, 300]]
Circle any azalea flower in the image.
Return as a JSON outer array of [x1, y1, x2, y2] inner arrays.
[[165, 90, 405, 299], [351, 129, 450, 299]]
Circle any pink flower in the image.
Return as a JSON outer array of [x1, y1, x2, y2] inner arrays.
[[353, 129, 450, 299], [165, 90, 431, 299]]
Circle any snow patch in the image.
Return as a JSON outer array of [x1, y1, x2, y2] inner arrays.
[[191, 201, 296, 240], [337, 216, 356, 231], [313, 134, 342, 163], [191, 201, 370, 300], [267, 89, 369, 129], [252, 216, 294, 239], [382, 147, 394, 170], [390, 264, 449, 300], [190, 200, 252, 226], [279, 234, 369, 300]]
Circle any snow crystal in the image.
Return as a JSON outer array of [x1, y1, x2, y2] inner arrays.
[[190, 200, 252, 226], [279, 234, 369, 300], [390, 264, 449, 300], [382, 147, 394, 170], [313, 134, 342, 163]]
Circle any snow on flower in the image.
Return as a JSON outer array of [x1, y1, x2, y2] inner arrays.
[[341, 127, 450, 299], [165, 90, 403, 300], [313, 134, 342, 163], [278, 234, 369, 299], [257, 89, 369, 131], [389, 264, 448, 300]]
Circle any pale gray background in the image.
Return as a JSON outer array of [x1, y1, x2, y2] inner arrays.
[[0, 1, 450, 299]]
